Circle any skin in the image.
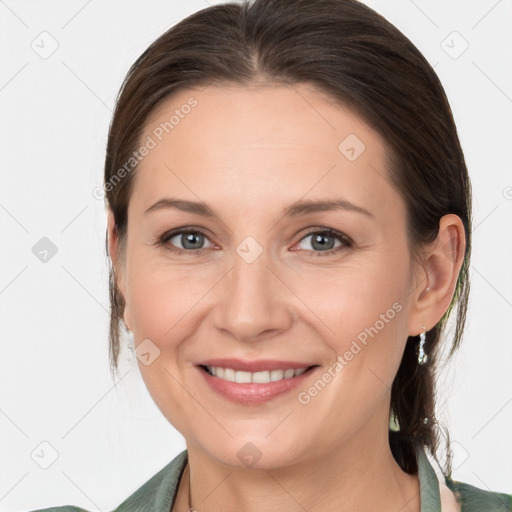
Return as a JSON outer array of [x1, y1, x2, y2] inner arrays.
[[108, 82, 465, 512]]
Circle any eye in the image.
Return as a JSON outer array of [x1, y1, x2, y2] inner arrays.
[[157, 226, 352, 256], [293, 228, 352, 255], [159, 228, 215, 253]]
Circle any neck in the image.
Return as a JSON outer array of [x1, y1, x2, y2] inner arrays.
[[173, 430, 420, 512]]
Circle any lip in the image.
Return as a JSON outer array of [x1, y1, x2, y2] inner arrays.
[[196, 363, 319, 404], [196, 358, 315, 372]]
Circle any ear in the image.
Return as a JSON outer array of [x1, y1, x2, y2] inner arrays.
[[407, 214, 466, 336], [107, 210, 131, 330]]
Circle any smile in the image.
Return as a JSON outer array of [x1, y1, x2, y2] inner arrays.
[[202, 365, 308, 383], [197, 363, 319, 404]]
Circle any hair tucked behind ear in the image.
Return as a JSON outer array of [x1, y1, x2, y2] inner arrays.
[[103, 0, 471, 476]]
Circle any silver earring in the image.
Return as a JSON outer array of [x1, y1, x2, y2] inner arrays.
[[418, 325, 428, 365], [389, 409, 400, 432], [127, 330, 135, 357]]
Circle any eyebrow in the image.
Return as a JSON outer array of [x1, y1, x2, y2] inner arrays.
[[144, 197, 374, 219]]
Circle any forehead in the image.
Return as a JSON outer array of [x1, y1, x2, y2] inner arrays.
[[132, 83, 402, 222]]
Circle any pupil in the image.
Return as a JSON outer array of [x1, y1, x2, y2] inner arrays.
[[312, 233, 334, 251], [182, 232, 203, 249]]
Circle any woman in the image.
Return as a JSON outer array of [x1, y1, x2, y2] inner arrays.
[[36, 0, 511, 510]]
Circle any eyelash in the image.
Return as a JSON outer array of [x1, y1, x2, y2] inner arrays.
[[156, 227, 353, 257]]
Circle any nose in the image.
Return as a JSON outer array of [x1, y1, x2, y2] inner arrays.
[[212, 245, 294, 343]]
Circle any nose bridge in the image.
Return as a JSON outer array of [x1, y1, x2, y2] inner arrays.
[[214, 237, 292, 341]]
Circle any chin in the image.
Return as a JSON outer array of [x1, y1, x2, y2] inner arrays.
[[195, 434, 312, 471]]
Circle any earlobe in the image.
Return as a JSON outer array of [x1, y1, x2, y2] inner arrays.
[[409, 214, 466, 335]]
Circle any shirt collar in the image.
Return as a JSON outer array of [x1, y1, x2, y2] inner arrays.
[[415, 441, 442, 511], [118, 444, 442, 512]]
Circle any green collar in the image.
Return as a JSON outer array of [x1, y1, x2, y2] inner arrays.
[[415, 442, 442, 511], [115, 444, 443, 511]]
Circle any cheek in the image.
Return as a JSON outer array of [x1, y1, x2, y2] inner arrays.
[[128, 269, 194, 335], [123, 258, 215, 428], [296, 255, 411, 382], [295, 269, 410, 427], [124, 247, 219, 349]]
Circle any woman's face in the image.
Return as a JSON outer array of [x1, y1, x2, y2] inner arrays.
[[113, 83, 426, 468]]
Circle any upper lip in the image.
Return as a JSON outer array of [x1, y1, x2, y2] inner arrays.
[[197, 358, 316, 372]]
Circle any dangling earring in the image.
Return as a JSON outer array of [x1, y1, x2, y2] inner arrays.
[[418, 325, 428, 365], [389, 409, 400, 432], [127, 329, 135, 358]]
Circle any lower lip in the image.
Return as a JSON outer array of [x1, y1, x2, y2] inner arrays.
[[197, 366, 318, 404]]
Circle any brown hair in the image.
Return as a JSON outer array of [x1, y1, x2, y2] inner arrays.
[[103, 0, 471, 476]]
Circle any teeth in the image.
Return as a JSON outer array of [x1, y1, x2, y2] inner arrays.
[[206, 366, 309, 383], [236, 371, 252, 383]]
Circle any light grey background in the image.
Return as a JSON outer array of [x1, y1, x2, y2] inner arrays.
[[1, 1, 511, 510]]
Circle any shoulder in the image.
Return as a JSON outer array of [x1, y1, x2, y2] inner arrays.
[[446, 476, 512, 512], [28, 450, 188, 512], [113, 449, 188, 512], [28, 507, 90, 512]]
